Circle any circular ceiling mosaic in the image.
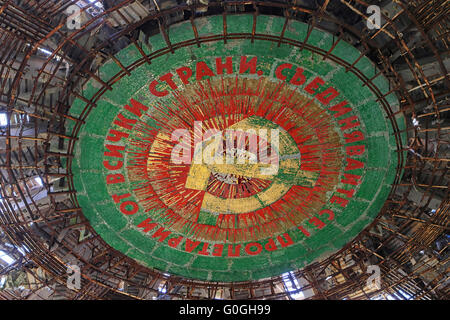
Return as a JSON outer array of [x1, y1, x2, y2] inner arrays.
[[68, 15, 405, 282]]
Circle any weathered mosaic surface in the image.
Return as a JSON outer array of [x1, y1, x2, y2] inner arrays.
[[68, 15, 406, 281]]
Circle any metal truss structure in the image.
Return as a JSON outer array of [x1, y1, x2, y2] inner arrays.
[[0, 0, 448, 300]]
